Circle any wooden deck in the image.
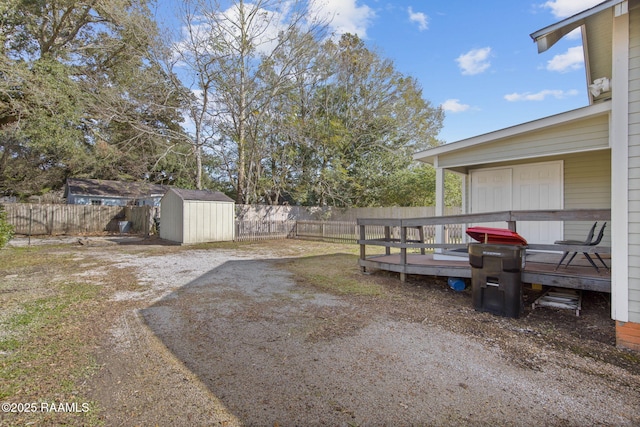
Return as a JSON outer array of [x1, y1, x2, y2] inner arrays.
[[357, 209, 612, 294], [359, 251, 611, 293]]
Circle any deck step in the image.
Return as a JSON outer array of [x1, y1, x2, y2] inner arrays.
[[532, 288, 582, 316]]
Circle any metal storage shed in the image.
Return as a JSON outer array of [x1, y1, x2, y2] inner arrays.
[[159, 188, 235, 244]]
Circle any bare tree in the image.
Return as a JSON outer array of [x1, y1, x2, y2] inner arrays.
[[174, 0, 329, 202]]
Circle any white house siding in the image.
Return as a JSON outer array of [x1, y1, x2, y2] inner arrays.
[[563, 150, 612, 245], [628, 5, 640, 323], [435, 114, 610, 169]]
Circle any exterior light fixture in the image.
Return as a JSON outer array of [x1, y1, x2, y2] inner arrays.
[[589, 77, 611, 97]]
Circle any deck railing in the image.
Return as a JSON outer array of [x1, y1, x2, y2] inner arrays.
[[357, 209, 612, 280], [293, 220, 463, 244]]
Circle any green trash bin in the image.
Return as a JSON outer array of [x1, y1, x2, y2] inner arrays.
[[469, 243, 525, 318]]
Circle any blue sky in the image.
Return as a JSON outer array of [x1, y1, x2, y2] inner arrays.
[[155, 0, 603, 143]]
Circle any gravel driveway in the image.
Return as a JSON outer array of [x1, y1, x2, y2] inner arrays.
[[69, 238, 638, 426], [15, 237, 632, 426]]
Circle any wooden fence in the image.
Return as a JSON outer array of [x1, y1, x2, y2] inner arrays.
[[2, 204, 156, 236], [295, 221, 358, 242], [4, 204, 125, 235], [2, 203, 462, 244], [235, 220, 297, 241], [294, 221, 463, 244]]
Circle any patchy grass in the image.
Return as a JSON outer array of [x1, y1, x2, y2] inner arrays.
[[189, 238, 381, 296], [0, 280, 103, 425], [0, 237, 637, 426], [0, 246, 113, 426], [281, 252, 385, 296]]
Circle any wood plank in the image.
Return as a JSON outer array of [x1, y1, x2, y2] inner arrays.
[[521, 272, 610, 292], [358, 209, 611, 228], [360, 253, 611, 293], [401, 211, 512, 227], [357, 218, 402, 226], [357, 240, 467, 250]]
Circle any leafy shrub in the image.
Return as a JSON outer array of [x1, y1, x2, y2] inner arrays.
[[0, 205, 15, 248]]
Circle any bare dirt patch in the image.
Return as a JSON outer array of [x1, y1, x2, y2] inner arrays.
[[1, 237, 639, 426]]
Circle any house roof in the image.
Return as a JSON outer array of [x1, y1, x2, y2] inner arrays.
[[530, 0, 640, 104], [414, 0, 637, 165], [529, 0, 624, 53], [413, 101, 611, 165], [167, 188, 234, 203], [65, 178, 169, 199]]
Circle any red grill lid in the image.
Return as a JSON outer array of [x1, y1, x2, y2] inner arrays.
[[466, 226, 528, 245]]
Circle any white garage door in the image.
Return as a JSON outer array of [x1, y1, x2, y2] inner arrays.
[[470, 161, 563, 244]]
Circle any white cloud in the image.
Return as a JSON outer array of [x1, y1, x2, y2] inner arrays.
[[456, 47, 492, 75], [175, 4, 285, 60], [565, 27, 583, 40], [311, 0, 375, 38], [546, 46, 584, 72], [504, 89, 579, 102], [178, 1, 375, 64], [408, 7, 428, 31], [541, 0, 603, 18], [441, 99, 470, 113]]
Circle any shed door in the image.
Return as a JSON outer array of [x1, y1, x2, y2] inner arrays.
[[471, 161, 563, 244]]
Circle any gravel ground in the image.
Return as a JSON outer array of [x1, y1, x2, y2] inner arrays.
[[134, 257, 639, 426], [8, 236, 640, 426]]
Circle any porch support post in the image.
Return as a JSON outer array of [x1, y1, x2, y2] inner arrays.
[[434, 159, 445, 249], [611, 2, 629, 323]]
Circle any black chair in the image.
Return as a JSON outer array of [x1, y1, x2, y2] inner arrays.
[[555, 222, 609, 272], [554, 222, 597, 271]]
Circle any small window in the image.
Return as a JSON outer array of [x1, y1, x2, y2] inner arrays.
[[91, 200, 102, 206]]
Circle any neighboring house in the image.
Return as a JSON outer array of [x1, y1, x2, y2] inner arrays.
[[64, 178, 169, 207], [413, 0, 640, 351]]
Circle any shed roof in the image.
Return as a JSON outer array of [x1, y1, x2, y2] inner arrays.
[[65, 178, 168, 199], [168, 188, 234, 202]]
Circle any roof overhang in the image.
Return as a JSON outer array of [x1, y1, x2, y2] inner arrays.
[[413, 101, 611, 166], [530, 0, 625, 53]]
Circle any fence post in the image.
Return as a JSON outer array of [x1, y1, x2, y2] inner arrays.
[[28, 206, 32, 246], [384, 226, 391, 255], [359, 224, 366, 273]]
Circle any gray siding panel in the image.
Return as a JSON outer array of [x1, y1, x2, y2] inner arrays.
[[563, 150, 611, 245], [437, 115, 610, 168], [629, 6, 640, 322]]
